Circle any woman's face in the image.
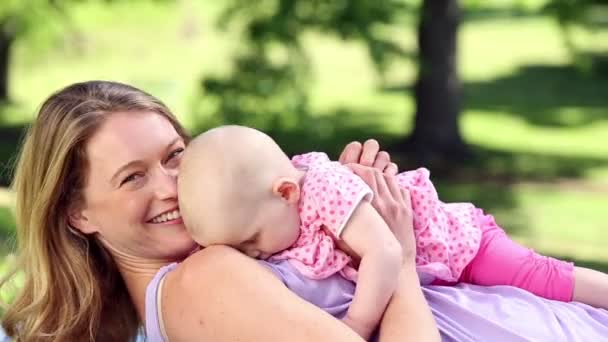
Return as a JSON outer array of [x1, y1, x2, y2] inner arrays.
[[74, 111, 196, 260]]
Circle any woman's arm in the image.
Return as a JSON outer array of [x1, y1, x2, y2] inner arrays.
[[380, 263, 440, 341], [341, 140, 440, 342], [161, 245, 365, 341], [339, 201, 403, 339]]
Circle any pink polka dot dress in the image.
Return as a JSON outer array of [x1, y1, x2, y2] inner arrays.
[[271, 152, 482, 283], [270, 152, 372, 281], [396, 168, 482, 282]]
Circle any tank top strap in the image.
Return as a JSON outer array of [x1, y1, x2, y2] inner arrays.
[[145, 262, 178, 342]]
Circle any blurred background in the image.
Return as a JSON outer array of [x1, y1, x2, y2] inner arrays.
[[0, 0, 607, 293]]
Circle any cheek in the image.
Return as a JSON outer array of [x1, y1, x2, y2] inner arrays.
[[97, 191, 149, 230], [123, 194, 149, 223], [277, 228, 299, 249], [290, 226, 301, 243]]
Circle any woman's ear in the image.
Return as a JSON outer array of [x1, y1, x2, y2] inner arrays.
[[67, 206, 99, 235], [272, 178, 301, 204]]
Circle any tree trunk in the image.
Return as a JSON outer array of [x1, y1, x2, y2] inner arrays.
[[403, 0, 468, 164], [0, 24, 14, 103]]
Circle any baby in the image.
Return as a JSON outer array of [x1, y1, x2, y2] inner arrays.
[[178, 126, 401, 339], [178, 125, 608, 338]]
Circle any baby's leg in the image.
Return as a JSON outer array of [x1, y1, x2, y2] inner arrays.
[[459, 214, 574, 302], [573, 266, 608, 309]]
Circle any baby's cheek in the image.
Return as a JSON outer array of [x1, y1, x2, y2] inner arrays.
[[276, 230, 297, 251]]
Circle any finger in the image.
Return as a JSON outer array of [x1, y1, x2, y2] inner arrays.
[[400, 188, 412, 210], [384, 174, 403, 203], [339, 141, 362, 165], [372, 151, 391, 171], [373, 168, 391, 199], [384, 162, 398, 176], [359, 139, 380, 167], [347, 164, 378, 195]]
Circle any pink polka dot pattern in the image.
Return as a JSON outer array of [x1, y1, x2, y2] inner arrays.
[[396, 168, 483, 282], [271, 154, 484, 284], [270, 152, 372, 281]]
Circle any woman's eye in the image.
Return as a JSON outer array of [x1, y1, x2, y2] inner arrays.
[[121, 173, 142, 186], [166, 147, 184, 162]]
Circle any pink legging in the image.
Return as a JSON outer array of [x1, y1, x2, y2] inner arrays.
[[437, 213, 575, 302]]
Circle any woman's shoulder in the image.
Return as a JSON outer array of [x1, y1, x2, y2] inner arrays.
[[163, 246, 283, 306], [169, 245, 269, 285], [158, 246, 290, 340]]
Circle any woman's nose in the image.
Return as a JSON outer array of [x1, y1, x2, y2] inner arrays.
[[154, 166, 178, 199]]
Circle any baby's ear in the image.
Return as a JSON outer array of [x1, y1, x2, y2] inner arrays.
[[272, 178, 300, 204]]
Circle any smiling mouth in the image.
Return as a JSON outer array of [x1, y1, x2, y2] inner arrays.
[[149, 209, 181, 223]]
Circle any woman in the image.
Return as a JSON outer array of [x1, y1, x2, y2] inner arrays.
[[1, 80, 438, 341]]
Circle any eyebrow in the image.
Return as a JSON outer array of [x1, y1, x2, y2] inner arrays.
[[110, 137, 183, 184]]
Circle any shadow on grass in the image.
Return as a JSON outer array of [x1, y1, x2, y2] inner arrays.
[[464, 65, 608, 127], [451, 145, 608, 182], [384, 64, 608, 128], [465, 64, 608, 127]]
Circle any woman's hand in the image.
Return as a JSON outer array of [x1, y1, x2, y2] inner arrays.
[[339, 139, 416, 261], [347, 165, 416, 262], [339, 139, 398, 176]]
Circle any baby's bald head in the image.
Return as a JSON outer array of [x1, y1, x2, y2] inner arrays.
[[178, 125, 295, 246]]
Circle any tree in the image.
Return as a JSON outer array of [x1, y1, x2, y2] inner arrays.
[[407, 0, 467, 163]]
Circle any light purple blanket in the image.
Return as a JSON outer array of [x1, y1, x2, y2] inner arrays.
[[263, 259, 608, 341]]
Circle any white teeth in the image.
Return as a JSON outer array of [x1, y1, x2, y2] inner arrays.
[[151, 210, 181, 223]]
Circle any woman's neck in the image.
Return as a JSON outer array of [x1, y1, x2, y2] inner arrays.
[[105, 242, 193, 321], [118, 256, 181, 322]]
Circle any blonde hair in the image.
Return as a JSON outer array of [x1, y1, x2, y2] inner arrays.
[[1, 81, 189, 341]]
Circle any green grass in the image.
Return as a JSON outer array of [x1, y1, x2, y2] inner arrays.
[[0, 0, 607, 277], [437, 182, 608, 264], [0, 188, 15, 257]]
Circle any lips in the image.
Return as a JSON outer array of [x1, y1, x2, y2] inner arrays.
[[149, 209, 181, 223]]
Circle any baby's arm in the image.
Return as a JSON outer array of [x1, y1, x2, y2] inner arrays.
[[573, 266, 608, 309], [338, 201, 403, 340]]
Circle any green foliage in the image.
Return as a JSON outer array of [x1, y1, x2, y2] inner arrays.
[[0, 0, 72, 37], [544, 0, 608, 27], [201, 0, 413, 131], [544, 0, 608, 74], [219, 0, 410, 67]]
